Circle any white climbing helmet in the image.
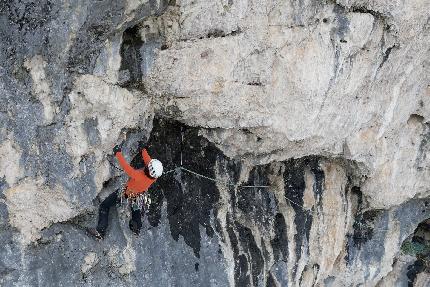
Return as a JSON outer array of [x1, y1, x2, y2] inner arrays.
[[148, 159, 163, 178]]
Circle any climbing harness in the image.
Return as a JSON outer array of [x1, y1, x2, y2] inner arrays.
[[120, 190, 150, 211]]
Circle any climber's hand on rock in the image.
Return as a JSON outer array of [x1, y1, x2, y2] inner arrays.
[[113, 145, 121, 154], [137, 141, 147, 151]]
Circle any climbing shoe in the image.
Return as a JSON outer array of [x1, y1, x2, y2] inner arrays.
[[86, 228, 104, 240]]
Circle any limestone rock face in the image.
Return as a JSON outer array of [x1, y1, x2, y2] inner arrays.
[[145, 0, 430, 210], [0, 0, 429, 286]]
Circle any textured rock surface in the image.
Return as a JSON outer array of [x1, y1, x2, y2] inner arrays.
[[0, 0, 429, 286], [145, 0, 430, 210]]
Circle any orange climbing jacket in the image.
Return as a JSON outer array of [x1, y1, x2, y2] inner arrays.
[[115, 149, 156, 197]]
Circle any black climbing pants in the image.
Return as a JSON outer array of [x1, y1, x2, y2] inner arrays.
[[96, 190, 143, 237]]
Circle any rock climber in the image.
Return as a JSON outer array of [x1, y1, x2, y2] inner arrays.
[[87, 145, 163, 239]]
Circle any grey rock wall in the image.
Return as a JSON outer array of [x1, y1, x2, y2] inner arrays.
[[0, 0, 429, 286]]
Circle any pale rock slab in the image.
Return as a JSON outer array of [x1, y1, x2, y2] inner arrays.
[[305, 162, 351, 285], [376, 254, 415, 287], [5, 177, 79, 245], [414, 272, 430, 287], [0, 137, 24, 186], [61, 74, 152, 185], [23, 55, 56, 124]]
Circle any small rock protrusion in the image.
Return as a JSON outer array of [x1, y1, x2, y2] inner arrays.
[[81, 252, 99, 275]]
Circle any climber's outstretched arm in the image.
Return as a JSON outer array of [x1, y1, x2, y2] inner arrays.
[[141, 148, 152, 166], [115, 151, 138, 178]]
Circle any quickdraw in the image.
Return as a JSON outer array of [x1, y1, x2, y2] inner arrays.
[[120, 189, 151, 211]]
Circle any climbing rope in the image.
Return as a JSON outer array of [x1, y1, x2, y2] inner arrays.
[[170, 129, 311, 211], [111, 130, 398, 234], [164, 165, 313, 212], [164, 165, 409, 237], [112, 165, 346, 225], [112, 156, 395, 228], [166, 166, 270, 188]]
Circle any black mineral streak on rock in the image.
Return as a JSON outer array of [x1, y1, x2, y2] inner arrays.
[[352, 209, 382, 247], [311, 161, 325, 204], [227, 216, 240, 257], [346, 200, 386, 268], [236, 254, 251, 286], [271, 213, 289, 262], [204, 27, 242, 39], [349, 185, 383, 250], [266, 272, 277, 287], [406, 259, 425, 287], [238, 165, 273, 227], [283, 158, 313, 277], [402, 218, 430, 286], [225, 217, 245, 285], [378, 44, 397, 69], [236, 222, 264, 286], [134, 118, 224, 257]]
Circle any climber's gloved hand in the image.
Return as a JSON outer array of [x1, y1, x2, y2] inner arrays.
[[137, 141, 147, 151], [113, 145, 121, 155]]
